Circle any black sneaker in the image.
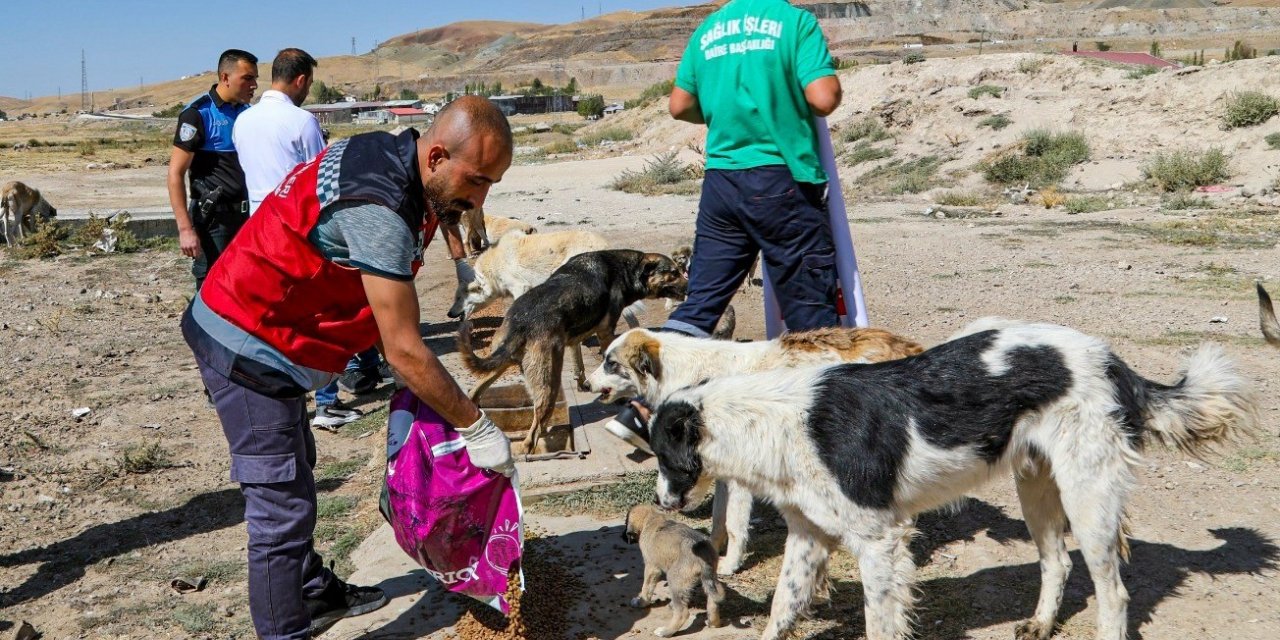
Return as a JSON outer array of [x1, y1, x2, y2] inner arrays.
[[311, 400, 364, 431], [605, 403, 653, 455], [337, 369, 379, 395], [306, 579, 388, 634], [376, 361, 396, 385]]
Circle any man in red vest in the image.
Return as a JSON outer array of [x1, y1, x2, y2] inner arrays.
[[182, 96, 514, 639]]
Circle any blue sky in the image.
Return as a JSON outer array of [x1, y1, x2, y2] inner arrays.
[[2, 0, 700, 99]]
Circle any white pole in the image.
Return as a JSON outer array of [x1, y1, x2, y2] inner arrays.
[[763, 116, 869, 338]]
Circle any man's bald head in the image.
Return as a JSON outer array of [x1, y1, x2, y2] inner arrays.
[[418, 96, 514, 222], [426, 95, 513, 155]]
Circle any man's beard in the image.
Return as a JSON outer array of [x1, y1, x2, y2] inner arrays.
[[423, 180, 474, 226]]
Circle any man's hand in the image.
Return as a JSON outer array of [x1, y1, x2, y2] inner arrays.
[[363, 272, 483, 428], [669, 86, 704, 125], [454, 258, 475, 284], [456, 411, 515, 476], [804, 75, 842, 118], [179, 227, 201, 258]]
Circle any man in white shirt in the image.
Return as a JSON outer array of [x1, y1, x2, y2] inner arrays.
[[235, 48, 379, 429], [233, 48, 325, 215]]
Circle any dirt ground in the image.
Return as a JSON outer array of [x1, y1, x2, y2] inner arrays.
[[3, 56, 1280, 639]]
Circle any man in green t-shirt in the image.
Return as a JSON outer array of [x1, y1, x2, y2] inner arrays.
[[603, 0, 844, 454], [662, 0, 843, 338]]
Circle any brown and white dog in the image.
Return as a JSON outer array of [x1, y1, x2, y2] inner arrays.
[[588, 326, 924, 574], [1259, 282, 1280, 348], [459, 250, 688, 453], [460, 206, 536, 256], [1, 181, 58, 247], [625, 503, 726, 637]]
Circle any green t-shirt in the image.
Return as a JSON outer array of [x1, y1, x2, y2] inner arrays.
[[675, 0, 835, 184]]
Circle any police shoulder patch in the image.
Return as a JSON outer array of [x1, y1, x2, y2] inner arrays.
[[179, 123, 197, 142]]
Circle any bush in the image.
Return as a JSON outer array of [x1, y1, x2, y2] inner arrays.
[[978, 114, 1011, 130], [1038, 186, 1066, 209], [1225, 40, 1257, 62], [982, 130, 1090, 187], [1143, 148, 1231, 192], [903, 51, 926, 65], [609, 151, 701, 195], [579, 126, 633, 146], [1222, 91, 1279, 129], [577, 94, 605, 119], [845, 141, 894, 165], [1096, 41, 1112, 52], [77, 139, 97, 156], [1063, 195, 1112, 214], [968, 85, 1003, 99], [13, 220, 67, 259], [152, 103, 183, 118], [1126, 65, 1158, 80], [71, 212, 142, 253], [935, 191, 985, 207], [1162, 193, 1215, 210], [857, 155, 944, 195], [1266, 132, 1280, 150], [624, 79, 675, 110], [541, 138, 578, 155], [842, 117, 889, 143]]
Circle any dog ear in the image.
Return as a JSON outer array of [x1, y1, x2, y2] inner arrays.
[[634, 338, 663, 381]]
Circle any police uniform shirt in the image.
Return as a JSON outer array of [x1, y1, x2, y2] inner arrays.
[[173, 85, 250, 203]]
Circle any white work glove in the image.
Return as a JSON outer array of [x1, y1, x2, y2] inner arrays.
[[456, 411, 515, 477], [454, 258, 476, 285]]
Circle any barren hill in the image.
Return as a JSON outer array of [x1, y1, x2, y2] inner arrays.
[[7, 0, 1280, 116]]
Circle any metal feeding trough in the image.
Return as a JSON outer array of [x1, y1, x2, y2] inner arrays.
[[474, 383, 590, 461]]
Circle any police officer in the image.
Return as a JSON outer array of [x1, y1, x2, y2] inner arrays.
[[167, 48, 258, 290]]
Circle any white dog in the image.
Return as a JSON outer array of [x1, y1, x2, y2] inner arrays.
[[649, 318, 1257, 640], [588, 326, 923, 575], [1, 181, 58, 247], [460, 207, 535, 256]]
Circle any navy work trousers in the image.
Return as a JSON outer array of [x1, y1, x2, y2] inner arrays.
[[197, 359, 335, 640], [665, 165, 839, 337]]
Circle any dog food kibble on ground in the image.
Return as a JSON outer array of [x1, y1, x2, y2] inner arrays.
[[454, 540, 586, 640]]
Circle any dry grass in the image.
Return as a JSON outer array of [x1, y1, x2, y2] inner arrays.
[[1038, 186, 1066, 209]]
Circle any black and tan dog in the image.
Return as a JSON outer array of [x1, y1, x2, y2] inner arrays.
[[1259, 282, 1280, 348], [625, 503, 726, 637], [458, 249, 687, 452]]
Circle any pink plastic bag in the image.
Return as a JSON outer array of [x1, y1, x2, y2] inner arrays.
[[379, 389, 524, 613]]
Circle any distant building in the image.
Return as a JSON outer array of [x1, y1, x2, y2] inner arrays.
[[387, 107, 431, 124], [603, 103, 625, 116], [304, 99, 426, 125], [488, 94, 578, 116]]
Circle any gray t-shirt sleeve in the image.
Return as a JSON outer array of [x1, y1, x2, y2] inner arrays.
[[310, 201, 417, 280]]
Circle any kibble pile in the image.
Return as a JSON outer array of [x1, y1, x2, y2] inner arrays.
[[454, 540, 586, 640]]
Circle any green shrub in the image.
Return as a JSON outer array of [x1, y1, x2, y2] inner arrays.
[[623, 79, 675, 110], [1222, 91, 1279, 129], [968, 85, 1003, 99], [1096, 41, 1112, 52], [152, 103, 184, 118], [1126, 65, 1159, 80], [857, 155, 944, 195], [577, 94, 605, 119], [1143, 147, 1232, 192], [579, 126, 633, 146], [903, 51, 926, 65], [1225, 40, 1257, 62], [982, 130, 1090, 187], [845, 141, 894, 165], [14, 220, 67, 259], [842, 117, 889, 143], [1063, 195, 1112, 214], [541, 138, 578, 155], [77, 139, 97, 156], [1017, 56, 1050, 75], [1266, 132, 1280, 150], [935, 191, 985, 207], [978, 114, 1011, 130], [609, 151, 701, 195], [1162, 193, 1215, 210]]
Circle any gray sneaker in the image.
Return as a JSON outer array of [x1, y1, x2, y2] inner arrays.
[[311, 401, 363, 431]]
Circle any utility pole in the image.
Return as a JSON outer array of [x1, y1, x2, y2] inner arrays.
[[351, 37, 356, 55], [81, 49, 89, 112]]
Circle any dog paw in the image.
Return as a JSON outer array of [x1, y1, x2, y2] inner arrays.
[[716, 558, 741, 577], [707, 615, 724, 628], [1014, 620, 1051, 640], [630, 597, 649, 609], [654, 627, 674, 638]]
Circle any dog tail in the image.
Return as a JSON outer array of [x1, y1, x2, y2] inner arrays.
[[1258, 282, 1280, 348], [1117, 343, 1259, 458], [456, 319, 519, 375], [693, 539, 726, 603]]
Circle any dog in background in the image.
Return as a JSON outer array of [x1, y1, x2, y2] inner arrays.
[[589, 326, 923, 575], [666, 243, 737, 340], [449, 230, 610, 320], [460, 206, 536, 256], [625, 503, 726, 637], [649, 317, 1258, 640], [1, 181, 58, 247], [1258, 282, 1280, 348], [458, 250, 687, 452]]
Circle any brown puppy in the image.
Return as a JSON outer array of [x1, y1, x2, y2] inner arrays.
[[458, 249, 687, 453], [625, 503, 726, 637]]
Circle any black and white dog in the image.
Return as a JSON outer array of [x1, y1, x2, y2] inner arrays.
[[649, 318, 1258, 640]]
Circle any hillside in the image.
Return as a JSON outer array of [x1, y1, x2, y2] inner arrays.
[[7, 0, 1280, 116]]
